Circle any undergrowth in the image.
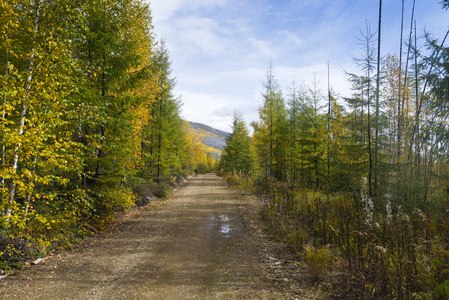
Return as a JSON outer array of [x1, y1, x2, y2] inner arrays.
[[221, 172, 449, 299], [0, 176, 185, 274]]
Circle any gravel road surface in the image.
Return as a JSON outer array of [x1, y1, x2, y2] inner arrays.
[[0, 174, 296, 299]]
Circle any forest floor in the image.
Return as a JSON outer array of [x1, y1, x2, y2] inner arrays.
[[0, 173, 323, 299]]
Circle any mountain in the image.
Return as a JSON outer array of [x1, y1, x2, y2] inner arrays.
[[188, 121, 229, 158]]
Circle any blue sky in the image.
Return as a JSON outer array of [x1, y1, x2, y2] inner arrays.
[[149, 0, 448, 132]]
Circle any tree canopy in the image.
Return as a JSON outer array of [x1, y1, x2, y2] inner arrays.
[[0, 0, 211, 263]]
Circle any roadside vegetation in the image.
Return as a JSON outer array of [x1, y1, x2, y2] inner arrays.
[[0, 0, 213, 273], [219, 2, 449, 298], [3, 1, 449, 298]]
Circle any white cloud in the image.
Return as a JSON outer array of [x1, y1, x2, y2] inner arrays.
[[150, 0, 229, 21], [148, 0, 447, 132], [149, 0, 231, 51], [179, 87, 261, 132], [274, 63, 356, 102], [179, 92, 235, 132], [278, 30, 304, 47], [150, 0, 185, 22], [175, 17, 226, 57]]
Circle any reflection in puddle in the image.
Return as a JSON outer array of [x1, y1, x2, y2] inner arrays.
[[218, 214, 231, 238], [208, 213, 233, 238], [219, 224, 231, 237]]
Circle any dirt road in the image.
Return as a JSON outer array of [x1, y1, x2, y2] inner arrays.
[[0, 174, 301, 299]]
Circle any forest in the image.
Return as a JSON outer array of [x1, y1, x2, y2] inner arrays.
[[2, 0, 449, 299], [0, 0, 214, 271], [219, 1, 449, 298]]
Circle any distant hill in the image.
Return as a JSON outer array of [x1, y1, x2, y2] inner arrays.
[[188, 121, 229, 159]]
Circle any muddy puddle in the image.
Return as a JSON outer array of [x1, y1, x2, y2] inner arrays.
[[207, 212, 245, 238]]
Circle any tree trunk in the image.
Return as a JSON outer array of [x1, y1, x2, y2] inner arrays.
[[7, 0, 41, 223], [150, 108, 154, 172], [95, 54, 107, 179], [397, 0, 404, 162], [374, 0, 382, 196], [23, 156, 38, 223], [2, 25, 9, 217], [327, 61, 331, 189], [366, 37, 373, 199], [413, 21, 421, 204], [157, 94, 163, 183]]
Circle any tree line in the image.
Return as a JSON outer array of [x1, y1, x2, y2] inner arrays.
[[0, 0, 211, 268], [220, 1, 449, 298]]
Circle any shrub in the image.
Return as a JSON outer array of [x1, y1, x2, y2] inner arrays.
[[303, 245, 333, 282], [433, 281, 449, 299], [90, 185, 136, 230], [195, 163, 209, 174], [153, 183, 171, 199], [93, 185, 136, 212], [223, 173, 240, 187]]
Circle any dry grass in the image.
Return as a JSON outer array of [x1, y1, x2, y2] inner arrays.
[[303, 245, 333, 282]]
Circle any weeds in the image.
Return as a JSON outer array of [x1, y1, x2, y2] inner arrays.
[[221, 172, 449, 298], [303, 245, 333, 282]]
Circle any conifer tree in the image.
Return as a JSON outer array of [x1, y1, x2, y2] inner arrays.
[[345, 25, 377, 196], [221, 112, 252, 174], [252, 64, 288, 180], [287, 81, 326, 188], [145, 41, 186, 182]]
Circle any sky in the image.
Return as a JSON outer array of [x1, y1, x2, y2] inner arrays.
[[148, 0, 448, 133]]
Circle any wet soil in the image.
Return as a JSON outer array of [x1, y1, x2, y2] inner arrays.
[[0, 174, 319, 299]]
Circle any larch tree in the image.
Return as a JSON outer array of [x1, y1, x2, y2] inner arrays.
[[345, 24, 377, 198], [252, 64, 287, 180], [221, 112, 252, 174], [146, 40, 187, 183]]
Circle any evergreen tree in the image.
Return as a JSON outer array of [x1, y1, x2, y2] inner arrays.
[[252, 64, 288, 180], [221, 112, 252, 174], [145, 41, 186, 182], [344, 24, 378, 197]]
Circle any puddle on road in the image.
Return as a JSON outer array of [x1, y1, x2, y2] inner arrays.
[[219, 224, 231, 237], [219, 214, 229, 222], [208, 213, 240, 238]]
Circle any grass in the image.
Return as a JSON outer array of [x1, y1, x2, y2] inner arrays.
[[303, 245, 333, 282]]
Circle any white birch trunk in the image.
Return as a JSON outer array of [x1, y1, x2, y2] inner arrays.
[[23, 156, 38, 223], [6, 0, 41, 224], [2, 25, 9, 218]]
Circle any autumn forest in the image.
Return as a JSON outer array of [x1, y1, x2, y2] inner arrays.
[[2, 0, 449, 299], [219, 0, 449, 298], [0, 0, 214, 271]]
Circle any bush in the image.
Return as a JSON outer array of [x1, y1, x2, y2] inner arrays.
[[93, 185, 136, 212], [303, 245, 333, 282], [153, 183, 171, 199], [433, 281, 449, 299], [130, 179, 154, 206], [195, 163, 209, 174], [223, 173, 240, 187], [90, 184, 136, 230]]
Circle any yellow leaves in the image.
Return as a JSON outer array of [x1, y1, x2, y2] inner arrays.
[[207, 153, 215, 170]]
